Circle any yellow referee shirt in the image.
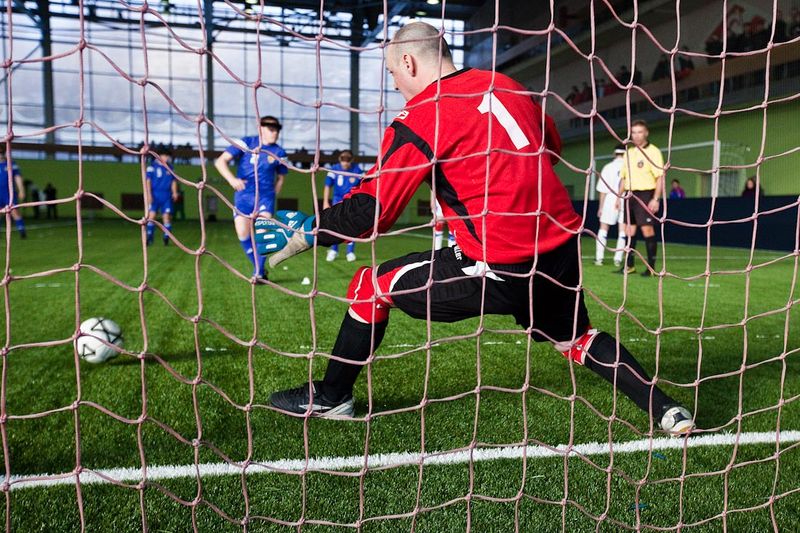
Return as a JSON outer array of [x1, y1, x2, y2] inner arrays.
[[620, 143, 664, 191]]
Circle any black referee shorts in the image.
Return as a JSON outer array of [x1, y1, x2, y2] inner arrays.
[[376, 236, 590, 344], [623, 189, 656, 226]]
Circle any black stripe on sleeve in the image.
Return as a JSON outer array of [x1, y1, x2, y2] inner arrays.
[[316, 120, 481, 246], [316, 193, 378, 247]]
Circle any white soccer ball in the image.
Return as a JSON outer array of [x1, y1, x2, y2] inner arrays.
[[75, 317, 123, 364]]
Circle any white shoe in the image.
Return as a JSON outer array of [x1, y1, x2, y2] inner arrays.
[[346, 252, 357, 262], [660, 405, 695, 436], [613, 260, 622, 268], [593, 260, 603, 266], [326, 250, 338, 262]]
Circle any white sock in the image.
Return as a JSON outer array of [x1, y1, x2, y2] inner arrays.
[[434, 231, 443, 250], [614, 230, 626, 264], [596, 228, 608, 263]]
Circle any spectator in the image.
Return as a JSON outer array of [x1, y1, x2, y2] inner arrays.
[[616, 65, 631, 84], [741, 177, 764, 198], [566, 85, 580, 105], [669, 179, 686, 200], [652, 56, 670, 81], [29, 181, 41, 219], [633, 67, 643, 86], [677, 46, 695, 80], [205, 192, 218, 222], [173, 183, 186, 221], [791, 8, 800, 38], [773, 11, 788, 43], [579, 81, 592, 103], [749, 20, 769, 51], [44, 182, 57, 219], [705, 33, 723, 64]]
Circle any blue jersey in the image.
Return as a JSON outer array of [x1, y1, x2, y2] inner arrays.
[[146, 160, 174, 197], [0, 159, 20, 205], [225, 136, 288, 198], [325, 162, 364, 203]]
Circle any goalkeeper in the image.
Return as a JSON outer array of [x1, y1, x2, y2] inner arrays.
[[256, 22, 694, 435]]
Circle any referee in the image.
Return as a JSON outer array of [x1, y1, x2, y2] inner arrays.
[[618, 119, 664, 276]]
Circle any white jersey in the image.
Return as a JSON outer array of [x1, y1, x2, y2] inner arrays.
[[597, 157, 624, 226], [597, 157, 624, 195]]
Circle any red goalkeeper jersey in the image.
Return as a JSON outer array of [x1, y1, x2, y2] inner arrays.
[[318, 67, 582, 264]]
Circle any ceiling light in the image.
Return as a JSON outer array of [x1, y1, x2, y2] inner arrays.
[[426, 0, 440, 5], [415, 10, 427, 16]]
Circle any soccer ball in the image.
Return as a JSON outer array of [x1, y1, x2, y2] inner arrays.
[[75, 317, 123, 364]]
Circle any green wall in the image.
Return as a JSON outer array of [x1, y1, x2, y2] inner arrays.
[[557, 97, 800, 199]]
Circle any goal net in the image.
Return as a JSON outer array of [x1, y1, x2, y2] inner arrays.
[[1, 0, 799, 531]]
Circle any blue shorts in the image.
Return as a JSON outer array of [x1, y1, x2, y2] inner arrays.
[[234, 191, 274, 218], [0, 191, 18, 209], [149, 195, 173, 215]]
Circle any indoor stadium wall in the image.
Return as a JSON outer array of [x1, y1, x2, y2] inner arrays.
[[557, 95, 800, 199], [16, 159, 434, 224]]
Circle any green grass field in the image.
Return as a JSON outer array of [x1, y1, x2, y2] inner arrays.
[[2, 219, 799, 532]]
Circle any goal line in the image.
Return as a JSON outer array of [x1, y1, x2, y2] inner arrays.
[[8, 430, 800, 492]]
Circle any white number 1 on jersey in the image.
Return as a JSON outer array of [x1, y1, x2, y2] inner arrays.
[[478, 93, 531, 150]]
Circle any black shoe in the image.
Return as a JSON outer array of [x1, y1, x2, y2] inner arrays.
[[641, 269, 654, 277], [163, 237, 169, 246], [615, 265, 635, 275], [270, 381, 354, 418], [19, 230, 26, 240]]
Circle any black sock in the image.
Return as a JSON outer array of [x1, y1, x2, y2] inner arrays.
[[644, 235, 657, 269], [584, 332, 674, 417], [322, 313, 388, 401], [626, 236, 638, 268]]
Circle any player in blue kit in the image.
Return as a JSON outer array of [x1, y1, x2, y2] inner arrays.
[[214, 115, 288, 279], [322, 150, 363, 262], [145, 149, 178, 246], [0, 149, 27, 239]]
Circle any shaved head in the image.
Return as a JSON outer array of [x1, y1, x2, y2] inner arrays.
[[385, 22, 457, 101], [389, 22, 452, 66]]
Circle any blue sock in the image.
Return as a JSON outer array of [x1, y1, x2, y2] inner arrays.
[[346, 242, 355, 254], [15, 218, 25, 235], [240, 237, 258, 273], [164, 223, 172, 241], [146, 222, 155, 241], [330, 243, 339, 253]]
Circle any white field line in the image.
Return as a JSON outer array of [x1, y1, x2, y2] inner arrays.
[[0, 220, 83, 232], [8, 430, 800, 491]]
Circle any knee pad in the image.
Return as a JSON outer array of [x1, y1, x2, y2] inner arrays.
[[556, 328, 599, 365], [346, 266, 392, 323]]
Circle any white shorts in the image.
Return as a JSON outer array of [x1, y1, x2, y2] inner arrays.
[[599, 194, 623, 226]]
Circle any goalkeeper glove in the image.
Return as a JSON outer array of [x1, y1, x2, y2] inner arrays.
[[254, 210, 315, 267]]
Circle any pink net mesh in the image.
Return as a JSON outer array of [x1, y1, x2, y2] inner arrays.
[[1, 0, 799, 530]]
